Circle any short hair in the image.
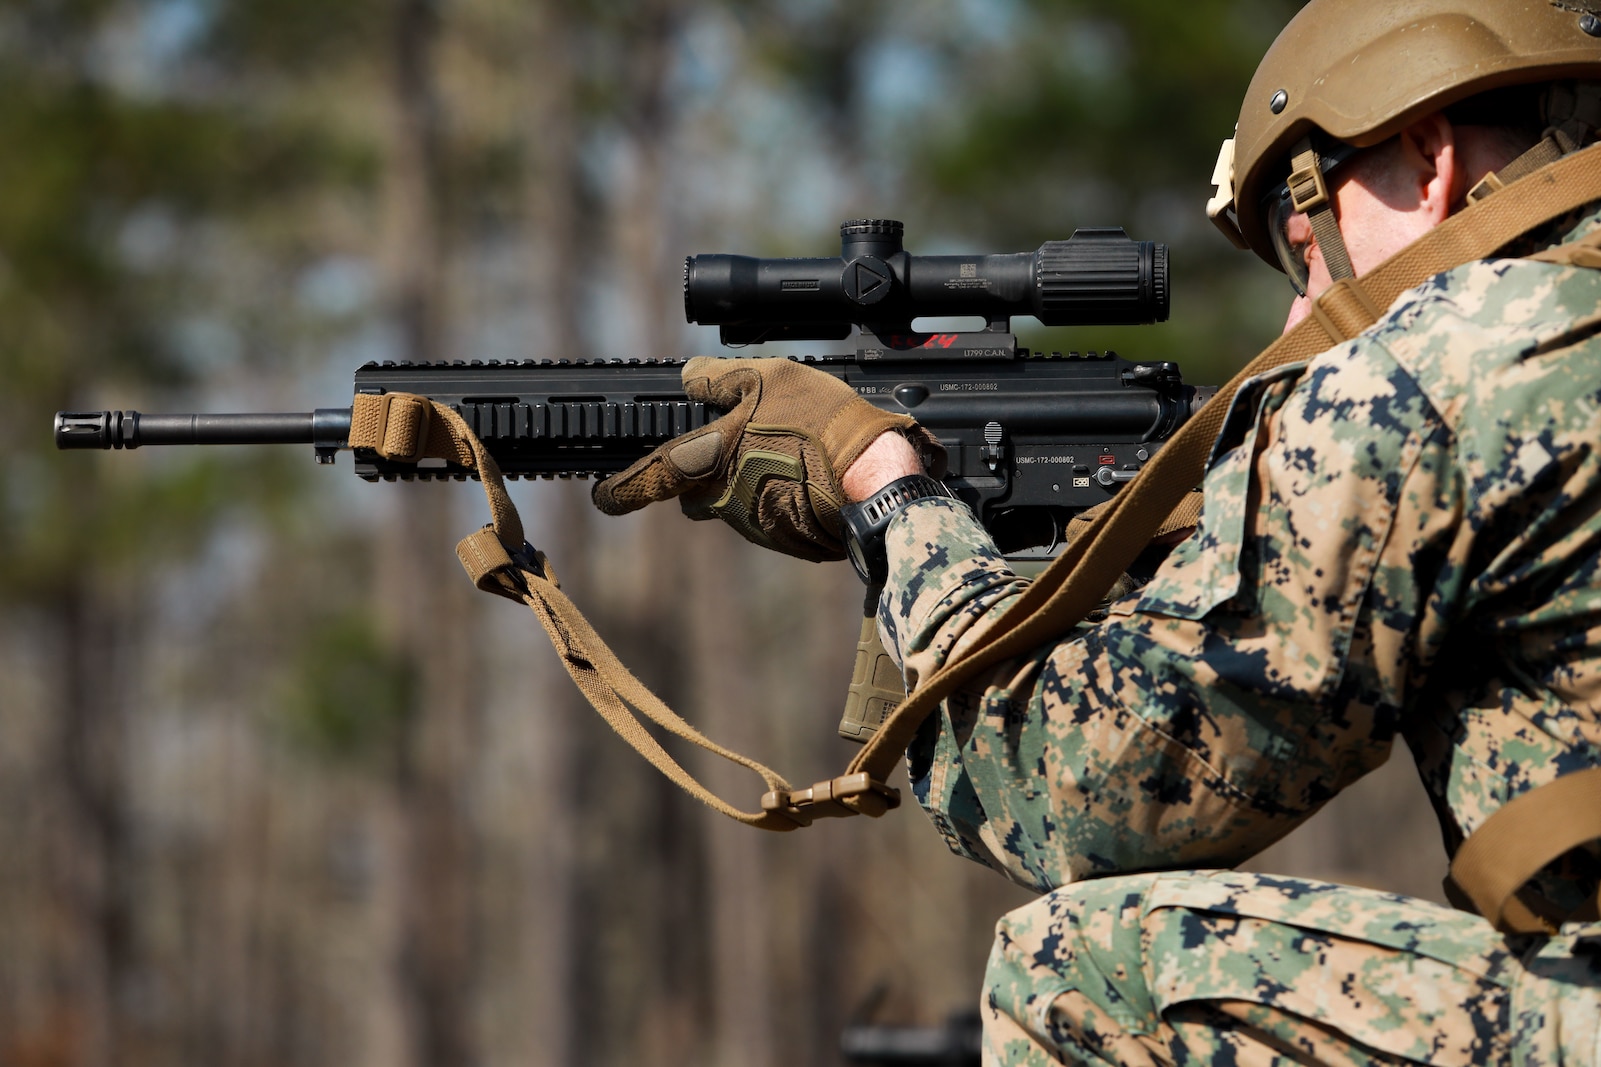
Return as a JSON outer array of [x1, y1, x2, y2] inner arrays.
[[1443, 84, 1547, 157]]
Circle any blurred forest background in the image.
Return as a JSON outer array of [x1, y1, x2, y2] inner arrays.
[[0, 0, 1454, 1064]]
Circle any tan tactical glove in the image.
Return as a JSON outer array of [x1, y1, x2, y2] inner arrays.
[[592, 356, 944, 561]]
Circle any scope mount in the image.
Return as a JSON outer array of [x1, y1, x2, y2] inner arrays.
[[852, 324, 1019, 363]]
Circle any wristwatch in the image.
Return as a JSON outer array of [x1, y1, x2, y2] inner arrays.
[[840, 474, 958, 586]]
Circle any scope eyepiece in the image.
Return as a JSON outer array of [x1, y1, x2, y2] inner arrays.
[[683, 220, 1167, 345]]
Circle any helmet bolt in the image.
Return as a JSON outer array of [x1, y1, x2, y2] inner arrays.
[[1583, 13, 1601, 36], [1269, 89, 1289, 114]]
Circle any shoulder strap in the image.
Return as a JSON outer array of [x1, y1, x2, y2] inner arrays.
[[1444, 767, 1601, 936], [348, 392, 862, 831]]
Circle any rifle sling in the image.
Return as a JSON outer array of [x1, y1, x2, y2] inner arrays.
[[349, 392, 887, 831]]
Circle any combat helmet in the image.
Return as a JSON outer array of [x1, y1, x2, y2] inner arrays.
[[1208, 0, 1601, 292]]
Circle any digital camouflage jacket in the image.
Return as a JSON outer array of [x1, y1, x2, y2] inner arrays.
[[877, 210, 1601, 913]]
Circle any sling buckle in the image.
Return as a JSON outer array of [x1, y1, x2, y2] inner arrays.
[[761, 772, 901, 826]]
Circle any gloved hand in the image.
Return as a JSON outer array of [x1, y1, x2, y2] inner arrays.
[[592, 356, 944, 561]]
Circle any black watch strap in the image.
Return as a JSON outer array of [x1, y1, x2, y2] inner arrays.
[[840, 474, 957, 585]]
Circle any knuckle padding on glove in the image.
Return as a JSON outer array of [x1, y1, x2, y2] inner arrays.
[[591, 426, 731, 515], [706, 448, 803, 532], [667, 431, 725, 478], [695, 428, 847, 561]]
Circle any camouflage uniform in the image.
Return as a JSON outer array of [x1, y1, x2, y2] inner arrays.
[[878, 210, 1601, 1065]]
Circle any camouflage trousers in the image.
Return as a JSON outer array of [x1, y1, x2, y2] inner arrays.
[[982, 870, 1601, 1066]]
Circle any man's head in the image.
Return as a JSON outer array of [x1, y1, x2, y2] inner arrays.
[[1206, 0, 1601, 318], [1276, 111, 1534, 328]]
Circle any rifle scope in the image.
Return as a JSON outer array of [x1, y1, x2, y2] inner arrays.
[[684, 219, 1167, 344]]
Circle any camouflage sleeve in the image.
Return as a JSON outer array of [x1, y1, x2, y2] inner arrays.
[[875, 497, 1032, 692], [881, 343, 1460, 893]]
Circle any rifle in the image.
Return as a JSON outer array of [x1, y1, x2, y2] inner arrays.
[[55, 220, 1213, 744]]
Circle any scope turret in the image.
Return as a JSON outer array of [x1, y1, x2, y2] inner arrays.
[[683, 220, 1168, 344]]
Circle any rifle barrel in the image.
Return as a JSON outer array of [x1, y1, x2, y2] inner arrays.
[[55, 409, 352, 450]]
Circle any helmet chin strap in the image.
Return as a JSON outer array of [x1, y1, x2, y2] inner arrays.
[[1287, 136, 1357, 284], [1469, 82, 1601, 205]]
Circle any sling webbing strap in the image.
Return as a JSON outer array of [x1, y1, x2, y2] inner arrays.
[[1467, 120, 1589, 205], [838, 142, 1601, 799], [347, 393, 882, 831], [1444, 768, 1601, 936], [1309, 277, 1383, 346]]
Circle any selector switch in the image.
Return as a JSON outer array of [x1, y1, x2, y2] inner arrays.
[[1094, 466, 1138, 487], [982, 422, 1005, 472]]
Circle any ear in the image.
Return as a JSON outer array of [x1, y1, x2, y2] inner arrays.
[[1396, 113, 1460, 223]]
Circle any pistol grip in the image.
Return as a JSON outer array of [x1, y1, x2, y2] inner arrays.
[[839, 609, 906, 743]]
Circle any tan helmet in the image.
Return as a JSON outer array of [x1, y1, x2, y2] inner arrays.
[[1209, 0, 1601, 270]]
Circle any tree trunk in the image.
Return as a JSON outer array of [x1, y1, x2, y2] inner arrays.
[[519, 2, 587, 1064], [44, 584, 131, 1067], [375, 2, 479, 1065]]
